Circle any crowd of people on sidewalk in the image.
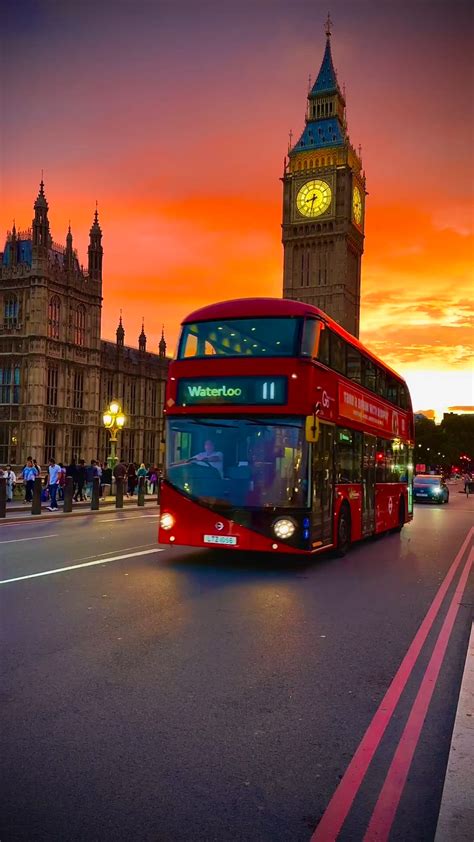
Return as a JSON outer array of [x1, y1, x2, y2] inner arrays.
[[1, 457, 162, 510]]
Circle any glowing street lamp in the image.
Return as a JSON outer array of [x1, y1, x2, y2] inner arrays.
[[103, 400, 126, 468]]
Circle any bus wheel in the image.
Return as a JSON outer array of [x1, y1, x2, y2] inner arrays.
[[335, 504, 351, 556], [393, 497, 405, 532]]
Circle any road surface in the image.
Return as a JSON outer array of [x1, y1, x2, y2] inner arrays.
[[1, 483, 472, 841]]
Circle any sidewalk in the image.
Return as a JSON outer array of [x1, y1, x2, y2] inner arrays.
[[1, 494, 159, 524], [435, 624, 474, 841]]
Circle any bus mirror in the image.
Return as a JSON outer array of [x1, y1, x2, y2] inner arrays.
[[306, 415, 320, 442]]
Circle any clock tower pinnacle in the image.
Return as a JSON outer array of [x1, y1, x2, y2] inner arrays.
[[282, 20, 366, 337]]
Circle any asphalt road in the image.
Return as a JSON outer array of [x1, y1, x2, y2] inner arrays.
[[1, 484, 472, 842]]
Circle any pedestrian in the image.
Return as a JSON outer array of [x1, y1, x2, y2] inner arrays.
[[126, 463, 137, 497], [464, 472, 472, 496], [75, 459, 86, 501], [137, 462, 147, 492], [113, 460, 127, 497], [147, 464, 158, 494], [66, 458, 78, 497], [4, 465, 16, 502], [33, 459, 41, 478], [85, 460, 96, 500], [113, 460, 127, 481], [22, 458, 37, 503], [46, 457, 61, 511], [58, 463, 67, 500], [101, 465, 112, 499]]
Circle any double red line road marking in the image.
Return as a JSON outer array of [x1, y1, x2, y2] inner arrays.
[[312, 526, 474, 842]]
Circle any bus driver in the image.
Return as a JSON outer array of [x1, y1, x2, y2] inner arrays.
[[173, 439, 224, 478]]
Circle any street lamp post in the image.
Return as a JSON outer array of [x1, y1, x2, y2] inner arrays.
[[103, 400, 126, 469]]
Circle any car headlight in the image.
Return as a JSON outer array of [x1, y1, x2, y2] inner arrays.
[[160, 512, 175, 530], [432, 488, 441, 495], [273, 518, 296, 540]]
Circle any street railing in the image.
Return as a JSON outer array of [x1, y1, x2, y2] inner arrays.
[[0, 475, 160, 518]]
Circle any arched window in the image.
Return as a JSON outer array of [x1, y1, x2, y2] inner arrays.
[[48, 295, 61, 339], [74, 305, 86, 346], [4, 295, 19, 328]]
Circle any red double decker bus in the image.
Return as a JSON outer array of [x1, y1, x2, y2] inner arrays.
[[159, 298, 414, 555]]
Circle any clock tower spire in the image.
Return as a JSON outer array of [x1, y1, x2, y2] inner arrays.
[[282, 19, 366, 337]]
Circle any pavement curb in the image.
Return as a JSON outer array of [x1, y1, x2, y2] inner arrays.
[[0, 504, 160, 526], [434, 623, 474, 842]]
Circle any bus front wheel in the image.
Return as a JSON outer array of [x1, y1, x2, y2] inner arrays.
[[335, 504, 351, 557]]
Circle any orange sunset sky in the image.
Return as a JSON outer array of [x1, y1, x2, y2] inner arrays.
[[1, 0, 473, 411]]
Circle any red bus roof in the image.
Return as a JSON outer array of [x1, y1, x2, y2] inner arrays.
[[182, 297, 407, 385]]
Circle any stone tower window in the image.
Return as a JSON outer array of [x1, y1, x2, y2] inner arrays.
[[46, 365, 58, 406], [0, 364, 20, 404], [44, 426, 56, 464], [48, 295, 61, 339], [73, 370, 84, 409], [74, 305, 86, 346], [130, 381, 137, 414], [3, 295, 19, 328]]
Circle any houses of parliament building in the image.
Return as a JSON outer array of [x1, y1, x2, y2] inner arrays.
[[0, 181, 169, 469]]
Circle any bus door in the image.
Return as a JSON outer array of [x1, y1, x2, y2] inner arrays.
[[311, 422, 335, 547], [362, 434, 376, 536]]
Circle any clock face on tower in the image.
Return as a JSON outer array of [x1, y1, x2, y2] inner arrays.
[[296, 179, 332, 218], [352, 185, 363, 226]]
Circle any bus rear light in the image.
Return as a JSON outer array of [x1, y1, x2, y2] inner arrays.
[[273, 518, 296, 540], [160, 512, 175, 530]]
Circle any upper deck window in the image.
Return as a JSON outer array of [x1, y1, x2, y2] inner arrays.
[[178, 318, 301, 359]]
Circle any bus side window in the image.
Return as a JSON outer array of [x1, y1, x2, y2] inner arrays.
[[376, 368, 387, 398], [336, 427, 362, 483], [330, 331, 346, 374], [387, 378, 399, 405], [376, 438, 387, 482], [301, 318, 320, 357], [363, 357, 377, 392], [347, 346, 362, 383], [318, 325, 330, 366], [399, 385, 408, 410], [183, 328, 198, 358]]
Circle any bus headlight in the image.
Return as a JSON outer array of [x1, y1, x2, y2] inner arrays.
[[160, 512, 175, 530], [273, 518, 296, 540]]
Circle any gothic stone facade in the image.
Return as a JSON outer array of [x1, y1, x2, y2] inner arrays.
[[282, 26, 366, 337], [0, 181, 168, 469]]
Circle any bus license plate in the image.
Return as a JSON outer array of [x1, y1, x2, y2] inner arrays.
[[203, 534, 238, 545]]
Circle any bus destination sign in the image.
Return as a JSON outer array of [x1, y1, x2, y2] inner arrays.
[[177, 376, 287, 406]]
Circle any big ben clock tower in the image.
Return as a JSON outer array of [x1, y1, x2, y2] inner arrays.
[[282, 17, 366, 337]]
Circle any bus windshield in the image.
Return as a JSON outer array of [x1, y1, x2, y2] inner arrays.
[[178, 318, 301, 359], [166, 416, 310, 509]]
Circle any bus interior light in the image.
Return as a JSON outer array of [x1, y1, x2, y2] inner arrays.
[[273, 518, 296, 540], [160, 513, 175, 530]]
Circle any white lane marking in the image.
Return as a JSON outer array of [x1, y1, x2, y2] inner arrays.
[[73, 543, 156, 563], [0, 534, 58, 545], [100, 515, 159, 522], [0, 548, 163, 585]]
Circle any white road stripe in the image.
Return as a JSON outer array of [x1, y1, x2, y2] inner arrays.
[[0, 548, 163, 585], [0, 534, 58, 545], [73, 543, 156, 563], [100, 515, 159, 522]]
